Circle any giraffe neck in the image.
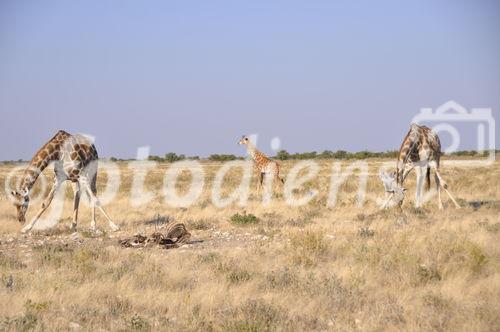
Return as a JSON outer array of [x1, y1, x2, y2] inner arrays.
[[18, 130, 70, 195], [246, 143, 259, 160], [246, 143, 272, 172], [19, 160, 49, 194], [396, 152, 408, 185]]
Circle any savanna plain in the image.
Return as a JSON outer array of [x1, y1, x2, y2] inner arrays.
[[0, 158, 499, 331]]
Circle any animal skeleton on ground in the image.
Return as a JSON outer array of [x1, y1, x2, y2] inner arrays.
[[119, 222, 191, 249]]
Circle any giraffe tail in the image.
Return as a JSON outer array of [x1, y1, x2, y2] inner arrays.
[[275, 162, 285, 184], [275, 172, 284, 184], [425, 167, 431, 191]]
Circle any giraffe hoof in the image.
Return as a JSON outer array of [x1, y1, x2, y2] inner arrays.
[[20, 226, 32, 234]]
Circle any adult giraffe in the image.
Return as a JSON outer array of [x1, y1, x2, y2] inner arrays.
[[9, 130, 119, 233], [379, 124, 461, 209]]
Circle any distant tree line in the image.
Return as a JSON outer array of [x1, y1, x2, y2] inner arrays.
[[146, 153, 199, 163], [448, 150, 492, 156], [273, 149, 498, 160], [5, 150, 497, 164], [145, 153, 245, 162], [129, 150, 498, 162], [274, 150, 400, 160], [207, 154, 245, 162]]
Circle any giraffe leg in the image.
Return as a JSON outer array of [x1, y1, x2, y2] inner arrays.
[[415, 167, 425, 208], [274, 172, 282, 196], [435, 170, 461, 208], [257, 172, 264, 194], [21, 178, 61, 233], [81, 177, 120, 231], [275, 164, 285, 185], [434, 172, 443, 210], [71, 182, 81, 231], [275, 170, 284, 185], [90, 199, 96, 230], [86, 180, 97, 230], [380, 192, 394, 209]]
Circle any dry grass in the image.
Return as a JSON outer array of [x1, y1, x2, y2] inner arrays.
[[0, 158, 499, 331]]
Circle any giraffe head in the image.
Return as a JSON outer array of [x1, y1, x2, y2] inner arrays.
[[379, 171, 403, 192], [10, 189, 29, 223], [379, 171, 406, 204], [238, 135, 250, 145]]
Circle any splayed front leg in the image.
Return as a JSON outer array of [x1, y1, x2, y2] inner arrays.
[[21, 178, 61, 233], [380, 192, 394, 209], [435, 170, 460, 209], [81, 178, 120, 231], [434, 173, 444, 210]]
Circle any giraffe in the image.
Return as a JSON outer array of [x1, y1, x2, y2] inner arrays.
[[9, 130, 120, 233], [379, 124, 461, 209], [238, 135, 284, 192]]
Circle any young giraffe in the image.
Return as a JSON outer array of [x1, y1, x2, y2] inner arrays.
[[10, 130, 119, 233], [238, 135, 284, 191], [380, 124, 460, 209]]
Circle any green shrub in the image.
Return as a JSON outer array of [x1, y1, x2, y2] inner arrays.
[[164, 152, 185, 163], [147, 155, 163, 162], [468, 243, 488, 274], [230, 213, 259, 225], [130, 314, 150, 331], [208, 154, 242, 161], [275, 150, 290, 160], [333, 150, 348, 159]]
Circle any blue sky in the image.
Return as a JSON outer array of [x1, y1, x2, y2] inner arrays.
[[0, 0, 499, 159]]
